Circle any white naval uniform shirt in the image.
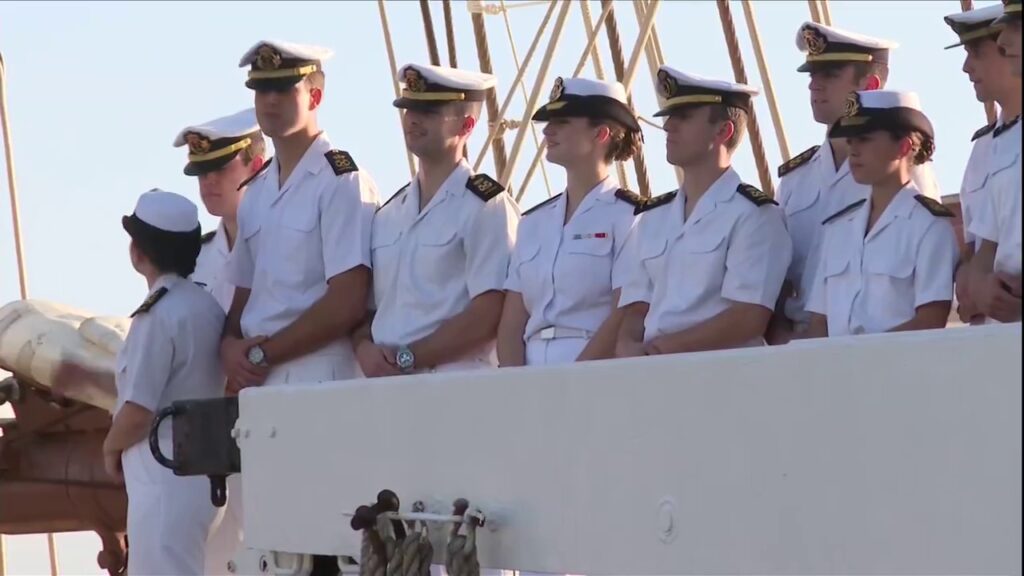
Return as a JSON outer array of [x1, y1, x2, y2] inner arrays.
[[370, 161, 519, 370], [969, 119, 1022, 282], [115, 274, 225, 576], [777, 141, 942, 329], [618, 168, 792, 344], [504, 178, 638, 365], [227, 133, 380, 384], [806, 185, 959, 337], [959, 122, 1000, 251], [191, 222, 233, 311]]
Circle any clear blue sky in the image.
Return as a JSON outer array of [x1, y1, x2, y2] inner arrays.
[[0, 0, 998, 573]]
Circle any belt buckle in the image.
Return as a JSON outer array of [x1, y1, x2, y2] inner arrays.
[[539, 326, 557, 340]]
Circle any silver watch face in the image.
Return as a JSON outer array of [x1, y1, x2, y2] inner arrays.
[[397, 349, 414, 369], [247, 345, 265, 365]]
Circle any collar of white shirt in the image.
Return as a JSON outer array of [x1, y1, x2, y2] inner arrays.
[[865, 183, 920, 240], [270, 131, 333, 195]]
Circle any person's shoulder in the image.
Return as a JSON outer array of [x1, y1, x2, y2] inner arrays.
[[778, 145, 819, 179]]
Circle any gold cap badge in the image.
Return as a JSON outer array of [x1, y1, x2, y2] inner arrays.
[[844, 92, 861, 118], [549, 77, 565, 101], [403, 68, 426, 93], [657, 69, 676, 99], [184, 132, 212, 155], [255, 45, 282, 71]]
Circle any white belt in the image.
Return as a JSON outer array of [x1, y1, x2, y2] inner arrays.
[[529, 326, 593, 341]]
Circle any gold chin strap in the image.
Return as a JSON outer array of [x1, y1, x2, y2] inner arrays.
[[400, 89, 466, 101], [663, 94, 723, 107], [247, 64, 319, 80], [806, 53, 874, 63], [188, 138, 252, 162], [839, 116, 869, 126]]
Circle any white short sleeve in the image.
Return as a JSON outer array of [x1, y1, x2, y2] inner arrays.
[[616, 221, 653, 306], [722, 207, 793, 309], [466, 194, 519, 298], [119, 316, 174, 412], [503, 237, 525, 293], [914, 219, 958, 308], [321, 172, 380, 280]]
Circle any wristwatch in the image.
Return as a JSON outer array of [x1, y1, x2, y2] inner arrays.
[[396, 346, 416, 373], [247, 344, 269, 367]]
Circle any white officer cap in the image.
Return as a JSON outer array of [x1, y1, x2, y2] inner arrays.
[[944, 4, 1005, 49], [829, 90, 934, 144], [393, 63, 497, 110], [995, 0, 1022, 25], [654, 66, 760, 117], [532, 76, 639, 131], [238, 40, 334, 91], [122, 189, 200, 238], [796, 22, 898, 72], [172, 108, 260, 176]]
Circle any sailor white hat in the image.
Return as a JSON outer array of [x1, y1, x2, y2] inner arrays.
[[654, 66, 760, 117], [796, 22, 898, 72], [944, 4, 1005, 48], [995, 0, 1022, 25], [173, 108, 260, 176], [122, 189, 200, 238], [829, 90, 934, 143], [239, 40, 334, 91], [532, 76, 639, 131], [393, 63, 496, 109]]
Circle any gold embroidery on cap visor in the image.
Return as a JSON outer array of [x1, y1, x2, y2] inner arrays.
[[184, 132, 211, 155], [255, 45, 282, 70], [803, 27, 828, 55]]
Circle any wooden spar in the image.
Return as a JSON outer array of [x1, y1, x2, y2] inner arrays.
[[471, 6, 510, 178], [517, 0, 615, 201], [419, 0, 442, 66], [498, 0, 574, 189], [518, 1, 659, 201], [496, 0, 554, 197], [959, 0, 999, 124], [808, 0, 823, 24], [820, 0, 834, 26], [716, 0, 775, 196], [1, 51, 62, 576], [472, 0, 561, 173], [601, 0, 651, 197], [377, 0, 418, 179], [443, 0, 458, 67], [742, 0, 792, 162]]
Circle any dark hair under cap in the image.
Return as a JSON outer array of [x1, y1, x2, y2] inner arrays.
[[122, 215, 202, 277]]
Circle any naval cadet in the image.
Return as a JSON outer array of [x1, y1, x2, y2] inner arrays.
[[805, 91, 958, 337], [615, 68, 792, 357], [970, 0, 1023, 323], [496, 76, 642, 366], [174, 108, 267, 313], [768, 22, 944, 344], [223, 40, 380, 392], [53, 190, 225, 574], [943, 4, 1022, 324], [353, 63, 518, 377]]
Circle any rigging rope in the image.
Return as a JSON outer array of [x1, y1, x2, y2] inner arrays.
[[472, 10, 510, 179], [443, 0, 458, 67], [716, 0, 776, 197], [420, 0, 442, 66], [376, 0, 418, 179]]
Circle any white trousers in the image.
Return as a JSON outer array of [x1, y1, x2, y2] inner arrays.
[[123, 439, 217, 575], [203, 474, 243, 575]]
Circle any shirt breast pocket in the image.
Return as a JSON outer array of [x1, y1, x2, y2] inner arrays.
[[863, 250, 915, 320], [681, 230, 728, 279], [277, 204, 321, 287], [561, 238, 614, 300], [416, 228, 461, 289], [371, 227, 403, 295], [640, 238, 669, 288]]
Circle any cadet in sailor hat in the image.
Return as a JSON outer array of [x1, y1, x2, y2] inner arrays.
[[997, 0, 1023, 78], [767, 21, 943, 344], [805, 91, 958, 338], [497, 77, 643, 366], [173, 109, 266, 314], [237, 39, 333, 92], [51, 189, 226, 574], [353, 63, 518, 379], [943, 4, 1021, 324], [615, 66, 792, 358]]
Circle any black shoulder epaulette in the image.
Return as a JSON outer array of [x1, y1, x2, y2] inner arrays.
[[778, 145, 819, 178], [994, 115, 1021, 138], [972, 123, 997, 142], [522, 193, 561, 216], [130, 287, 168, 318], [378, 183, 409, 212], [325, 150, 358, 175], [822, 198, 866, 225], [236, 157, 273, 191], [736, 183, 777, 207], [466, 173, 505, 201], [914, 194, 954, 218], [200, 231, 216, 245], [614, 188, 644, 209], [635, 191, 676, 215]]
